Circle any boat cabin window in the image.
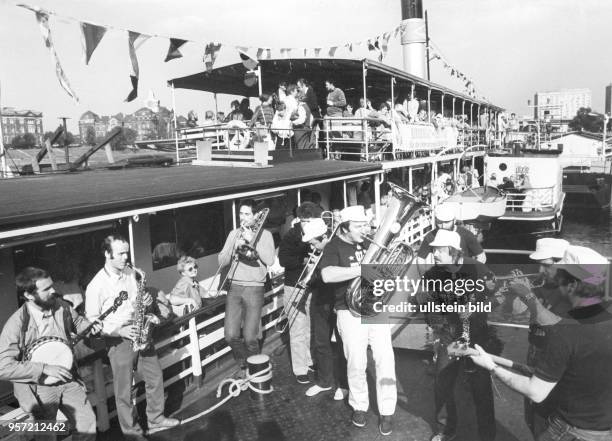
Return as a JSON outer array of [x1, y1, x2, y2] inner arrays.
[[12, 223, 129, 306], [150, 202, 225, 270], [499, 163, 508, 171]]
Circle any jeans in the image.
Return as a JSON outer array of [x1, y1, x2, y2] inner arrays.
[[336, 309, 397, 416], [18, 381, 97, 441], [224, 284, 265, 367], [284, 286, 312, 376], [538, 415, 612, 441], [107, 338, 165, 436], [311, 301, 347, 389], [434, 346, 496, 441]]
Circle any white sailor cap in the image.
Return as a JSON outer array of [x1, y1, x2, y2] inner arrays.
[[435, 204, 456, 222], [529, 238, 569, 261], [556, 245, 609, 285], [340, 205, 369, 223], [302, 218, 328, 242], [429, 229, 462, 251]]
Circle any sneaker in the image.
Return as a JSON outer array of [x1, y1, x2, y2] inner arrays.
[[305, 384, 332, 397], [296, 374, 310, 384], [379, 415, 393, 436], [333, 388, 348, 401], [147, 417, 180, 434], [351, 410, 367, 428], [431, 433, 456, 441]]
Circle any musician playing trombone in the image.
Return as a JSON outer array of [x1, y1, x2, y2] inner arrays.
[[218, 199, 275, 377], [278, 202, 323, 384], [319, 205, 396, 436], [0, 267, 101, 441]]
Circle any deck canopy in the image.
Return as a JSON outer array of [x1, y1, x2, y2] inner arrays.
[[169, 58, 502, 112]]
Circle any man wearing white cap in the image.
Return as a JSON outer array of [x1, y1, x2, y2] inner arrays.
[[470, 246, 612, 441], [303, 218, 348, 402], [278, 202, 323, 384], [421, 229, 498, 441], [417, 204, 486, 270], [318, 205, 397, 436], [509, 237, 570, 438]]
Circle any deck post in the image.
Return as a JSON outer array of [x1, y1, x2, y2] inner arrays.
[[452, 97, 456, 119], [470, 103, 474, 146], [171, 82, 179, 164], [232, 200, 237, 229], [362, 61, 368, 161], [441, 93, 445, 118], [93, 358, 110, 431], [374, 173, 381, 223], [297, 188, 301, 206], [427, 89, 431, 122], [343, 180, 347, 208], [408, 166, 413, 193], [188, 316, 203, 387], [390, 76, 396, 158]]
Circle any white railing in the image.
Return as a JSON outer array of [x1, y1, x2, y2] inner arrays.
[[503, 186, 556, 212], [0, 278, 285, 433]]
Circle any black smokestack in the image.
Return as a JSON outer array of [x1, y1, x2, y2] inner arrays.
[[401, 0, 423, 19]]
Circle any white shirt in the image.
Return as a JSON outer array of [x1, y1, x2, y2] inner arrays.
[[85, 266, 138, 336]]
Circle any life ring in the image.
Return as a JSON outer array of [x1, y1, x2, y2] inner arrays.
[[226, 120, 251, 150]]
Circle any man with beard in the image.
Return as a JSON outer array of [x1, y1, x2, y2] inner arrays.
[[470, 246, 611, 441], [420, 229, 498, 441], [506, 238, 569, 438], [0, 267, 101, 441]]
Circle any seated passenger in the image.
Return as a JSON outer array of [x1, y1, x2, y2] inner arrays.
[[168, 256, 204, 316]]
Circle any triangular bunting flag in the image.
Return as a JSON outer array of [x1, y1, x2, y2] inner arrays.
[[125, 31, 150, 102], [238, 48, 258, 70], [34, 10, 79, 102], [393, 26, 400, 39], [328, 46, 338, 57], [165, 38, 187, 62], [80, 22, 106, 65], [256, 48, 264, 59], [314, 48, 321, 57], [204, 42, 222, 72], [303, 48, 308, 57], [345, 43, 353, 52]]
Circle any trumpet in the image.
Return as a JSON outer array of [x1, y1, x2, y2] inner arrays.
[[487, 270, 546, 289]]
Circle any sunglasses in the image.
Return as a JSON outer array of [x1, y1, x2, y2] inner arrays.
[[185, 265, 198, 272]]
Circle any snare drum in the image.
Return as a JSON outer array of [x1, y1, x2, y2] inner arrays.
[[24, 337, 73, 385]]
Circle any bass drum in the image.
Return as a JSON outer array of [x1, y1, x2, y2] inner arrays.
[[24, 337, 73, 385]]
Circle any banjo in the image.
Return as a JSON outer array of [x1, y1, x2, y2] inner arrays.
[[24, 291, 128, 385]]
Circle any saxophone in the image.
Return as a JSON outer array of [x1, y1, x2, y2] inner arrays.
[[129, 263, 160, 351], [346, 183, 428, 317]]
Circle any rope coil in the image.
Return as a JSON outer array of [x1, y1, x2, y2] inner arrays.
[[178, 364, 273, 425]]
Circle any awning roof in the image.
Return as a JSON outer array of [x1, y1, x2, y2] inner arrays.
[[168, 58, 502, 111]]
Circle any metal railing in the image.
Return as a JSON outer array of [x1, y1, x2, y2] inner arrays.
[[502, 186, 556, 212]]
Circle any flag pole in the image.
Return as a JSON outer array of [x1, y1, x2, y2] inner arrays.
[[0, 80, 8, 178]]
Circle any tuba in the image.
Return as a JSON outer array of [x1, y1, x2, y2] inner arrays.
[[346, 183, 428, 317], [236, 208, 270, 261], [129, 264, 160, 352]]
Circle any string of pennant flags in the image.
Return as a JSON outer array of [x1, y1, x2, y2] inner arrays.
[[17, 3, 484, 104], [428, 41, 479, 98]]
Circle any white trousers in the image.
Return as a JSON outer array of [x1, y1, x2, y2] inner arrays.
[[336, 309, 397, 415], [285, 285, 313, 376]]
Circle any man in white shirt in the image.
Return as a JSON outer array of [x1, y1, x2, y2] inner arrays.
[[86, 235, 179, 438]]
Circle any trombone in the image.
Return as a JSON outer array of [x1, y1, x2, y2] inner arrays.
[[275, 216, 339, 334]]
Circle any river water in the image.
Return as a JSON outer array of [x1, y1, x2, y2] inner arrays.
[[560, 206, 612, 257]]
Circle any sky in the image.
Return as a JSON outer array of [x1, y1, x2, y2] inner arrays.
[[1, 0, 611, 133]]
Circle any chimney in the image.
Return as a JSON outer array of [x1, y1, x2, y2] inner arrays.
[[400, 0, 427, 78]]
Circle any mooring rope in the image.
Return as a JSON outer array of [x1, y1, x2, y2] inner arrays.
[[161, 364, 273, 429]]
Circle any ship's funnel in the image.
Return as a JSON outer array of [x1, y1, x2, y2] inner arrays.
[[400, 0, 427, 79]]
